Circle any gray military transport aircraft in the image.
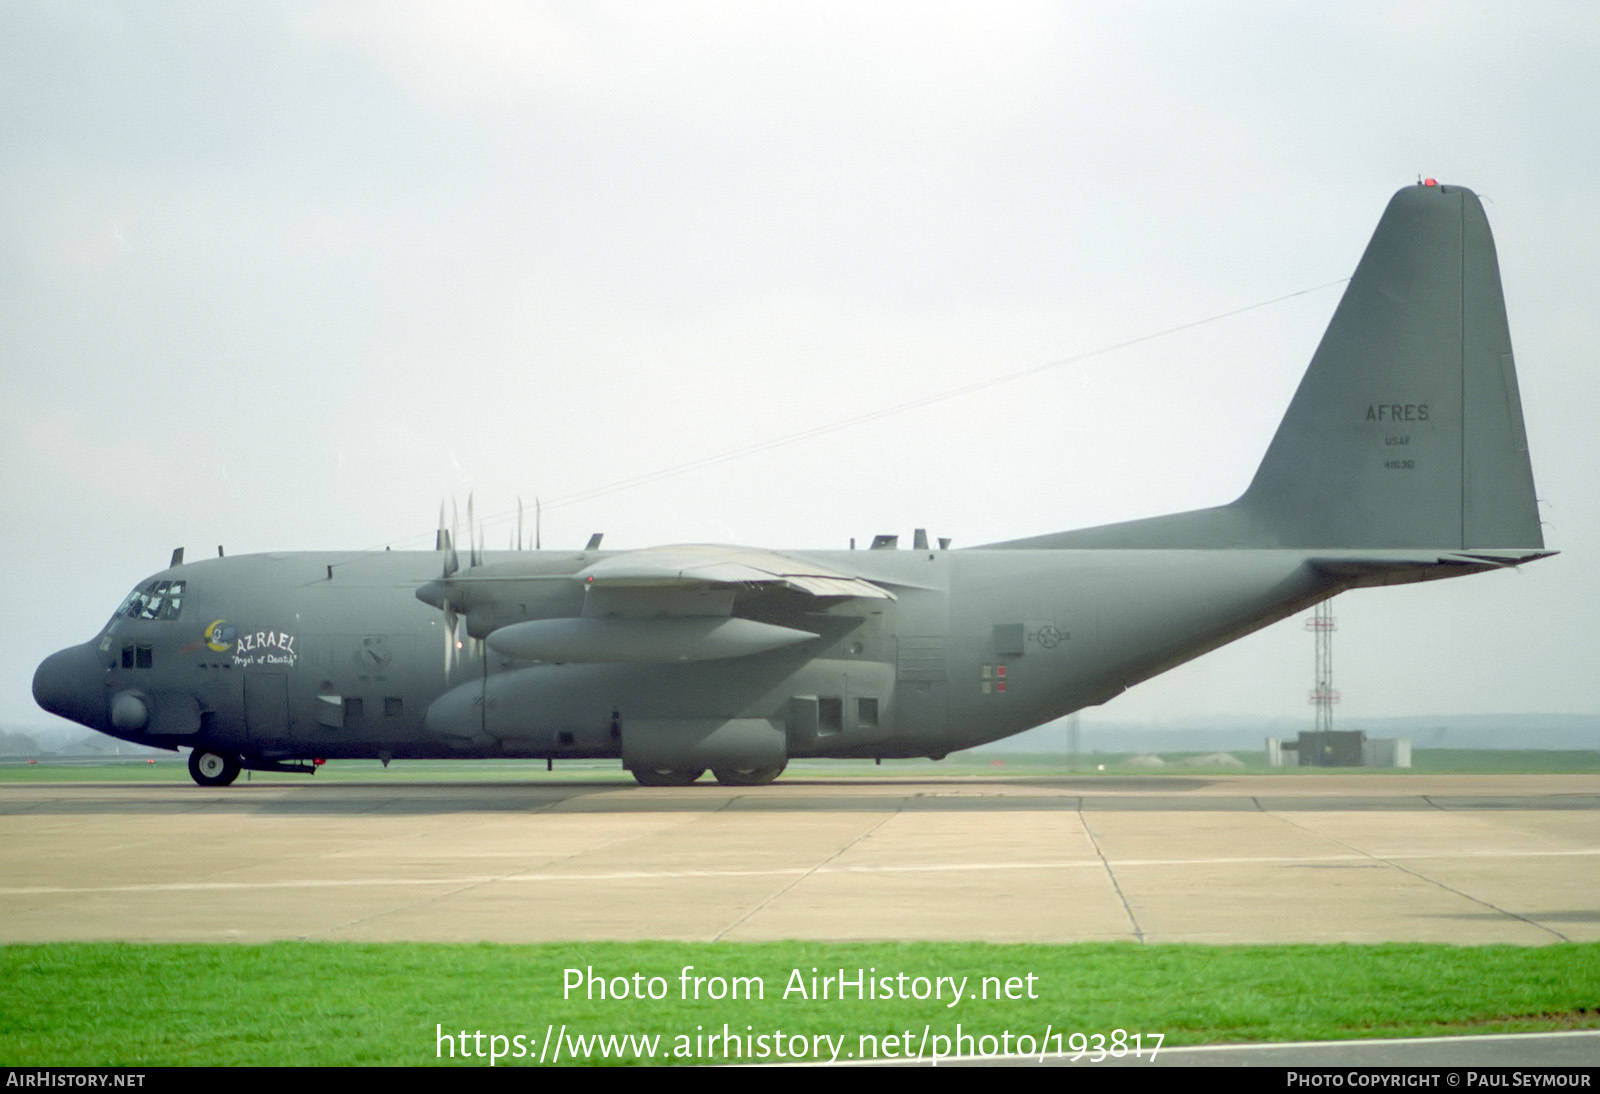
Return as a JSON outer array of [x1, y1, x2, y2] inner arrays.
[[34, 182, 1551, 787]]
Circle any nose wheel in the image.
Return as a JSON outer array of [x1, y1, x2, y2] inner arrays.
[[188, 748, 241, 787]]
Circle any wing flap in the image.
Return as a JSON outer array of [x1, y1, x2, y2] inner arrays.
[[576, 544, 895, 600]]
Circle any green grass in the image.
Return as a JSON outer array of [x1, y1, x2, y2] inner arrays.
[[2, 942, 1597, 1065], [1403, 749, 1600, 774]]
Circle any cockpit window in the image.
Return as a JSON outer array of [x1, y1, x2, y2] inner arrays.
[[116, 580, 186, 622]]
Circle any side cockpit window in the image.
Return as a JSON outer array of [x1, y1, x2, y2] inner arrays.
[[116, 580, 186, 622]]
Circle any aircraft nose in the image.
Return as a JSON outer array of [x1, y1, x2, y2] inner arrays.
[[32, 644, 107, 730]]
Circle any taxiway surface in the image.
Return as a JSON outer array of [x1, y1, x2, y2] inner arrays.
[[2, 774, 1595, 944]]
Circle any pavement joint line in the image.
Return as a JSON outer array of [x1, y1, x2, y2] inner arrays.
[[1079, 805, 1144, 944], [6, 846, 1599, 897], [1376, 856, 1571, 944], [1261, 808, 1574, 944], [709, 806, 904, 942], [301, 869, 513, 941]]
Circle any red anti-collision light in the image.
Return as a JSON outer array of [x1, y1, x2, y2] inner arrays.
[[1423, 178, 1438, 186]]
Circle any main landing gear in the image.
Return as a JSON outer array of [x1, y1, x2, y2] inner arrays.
[[628, 763, 789, 787], [187, 748, 241, 787], [630, 766, 706, 787], [711, 764, 786, 786]]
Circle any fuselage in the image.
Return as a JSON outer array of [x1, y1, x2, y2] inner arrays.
[[34, 544, 1341, 767]]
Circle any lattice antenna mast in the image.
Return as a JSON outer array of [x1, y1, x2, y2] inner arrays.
[[1306, 599, 1338, 733]]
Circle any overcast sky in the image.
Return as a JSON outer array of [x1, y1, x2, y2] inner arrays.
[[4, 2, 1598, 733]]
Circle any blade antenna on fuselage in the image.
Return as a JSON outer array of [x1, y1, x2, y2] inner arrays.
[[467, 491, 483, 569]]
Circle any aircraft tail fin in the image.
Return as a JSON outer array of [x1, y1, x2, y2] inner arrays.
[[995, 182, 1543, 550]]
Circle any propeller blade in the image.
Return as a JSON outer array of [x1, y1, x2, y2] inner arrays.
[[450, 498, 461, 575], [442, 598, 458, 675], [438, 500, 459, 577]]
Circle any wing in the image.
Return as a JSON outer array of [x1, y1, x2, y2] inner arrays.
[[417, 544, 893, 664]]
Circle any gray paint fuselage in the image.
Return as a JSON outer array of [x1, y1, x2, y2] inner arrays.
[[43, 545, 1352, 763]]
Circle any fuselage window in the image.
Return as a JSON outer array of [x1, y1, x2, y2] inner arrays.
[[135, 643, 152, 669]]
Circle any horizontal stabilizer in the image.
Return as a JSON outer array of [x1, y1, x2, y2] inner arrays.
[[1310, 548, 1556, 588]]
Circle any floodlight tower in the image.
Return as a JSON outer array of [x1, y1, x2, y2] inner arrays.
[[1305, 598, 1337, 733]]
